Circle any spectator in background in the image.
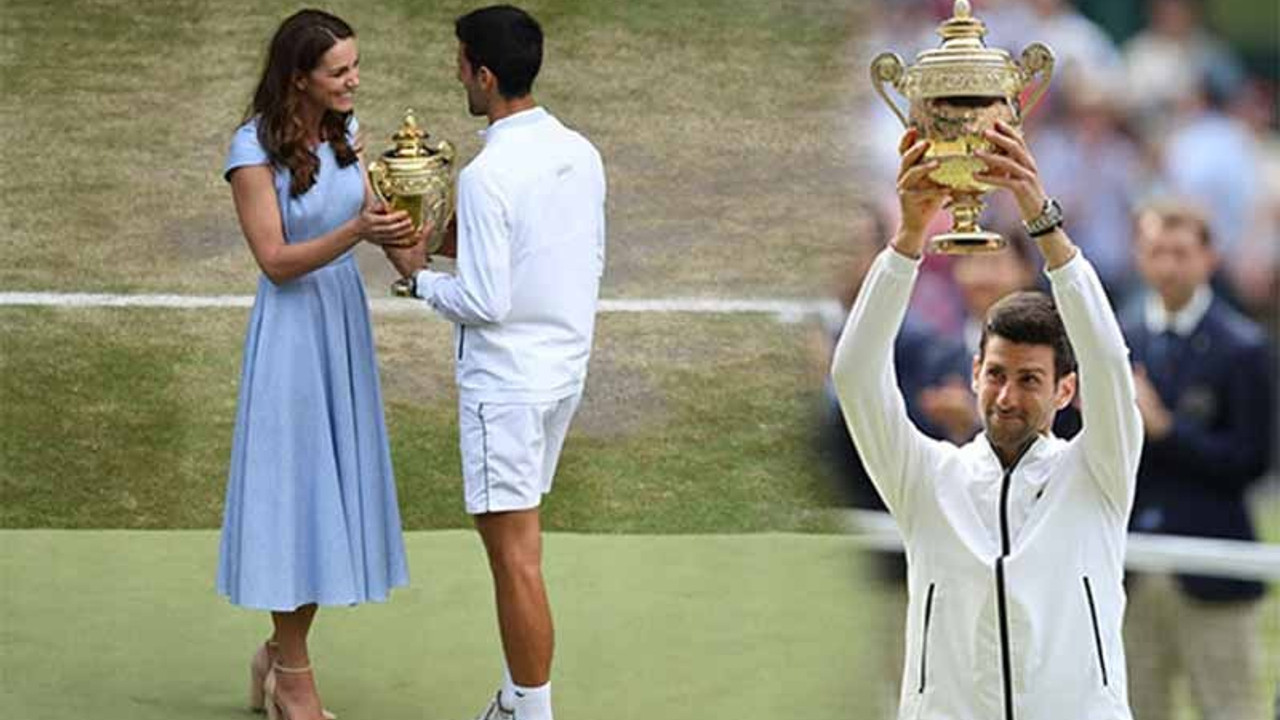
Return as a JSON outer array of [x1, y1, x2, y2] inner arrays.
[[1121, 201, 1274, 720], [1032, 74, 1145, 299], [859, 0, 946, 194], [1162, 69, 1260, 267], [1123, 0, 1245, 139], [1210, 76, 1279, 318], [987, 0, 1121, 108], [976, 0, 1040, 55]]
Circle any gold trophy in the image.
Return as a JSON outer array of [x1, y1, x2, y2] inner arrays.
[[367, 108, 456, 251], [871, 0, 1054, 253]]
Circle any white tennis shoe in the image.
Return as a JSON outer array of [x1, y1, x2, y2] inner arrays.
[[472, 691, 515, 720]]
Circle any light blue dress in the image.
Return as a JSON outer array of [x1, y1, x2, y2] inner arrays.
[[216, 116, 409, 611]]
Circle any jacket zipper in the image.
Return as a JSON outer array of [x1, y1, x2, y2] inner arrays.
[[918, 582, 936, 693], [457, 326, 467, 360], [996, 544, 1014, 720], [1083, 576, 1109, 686], [995, 441, 1034, 720]]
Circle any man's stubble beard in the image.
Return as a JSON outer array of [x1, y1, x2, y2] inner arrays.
[[466, 87, 486, 117], [983, 409, 1038, 455]]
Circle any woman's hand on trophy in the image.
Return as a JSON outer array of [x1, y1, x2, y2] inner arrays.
[[973, 120, 1048, 222], [893, 128, 949, 258], [356, 202, 416, 246]]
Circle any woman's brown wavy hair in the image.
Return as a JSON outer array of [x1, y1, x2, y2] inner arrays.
[[244, 9, 359, 197]]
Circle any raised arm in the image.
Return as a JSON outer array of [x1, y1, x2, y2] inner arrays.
[[830, 130, 950, 523], [976, 121, 1142, 512], [1047, 249, 1143, 511]]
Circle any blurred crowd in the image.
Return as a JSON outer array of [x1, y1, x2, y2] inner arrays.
[[824, 1, 1279, 718]]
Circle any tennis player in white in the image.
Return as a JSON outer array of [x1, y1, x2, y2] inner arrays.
[[832, 123, 1142, 720], [383, 6, 605, 720]]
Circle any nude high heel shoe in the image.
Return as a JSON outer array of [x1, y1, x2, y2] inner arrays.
[[252, 644, 337, 719], [263, 663, 318, 720]]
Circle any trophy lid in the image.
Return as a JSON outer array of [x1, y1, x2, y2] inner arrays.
[[902, 0, 1024, 100], [387, 108, 453, 161]]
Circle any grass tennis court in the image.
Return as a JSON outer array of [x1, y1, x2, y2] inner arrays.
[[0, 531, 871, 719], [0, 0, 868, 299], [0, 307, 840, 532]]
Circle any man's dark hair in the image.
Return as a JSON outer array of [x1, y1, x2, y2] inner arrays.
[[978, 291, 1078, 380], [455, 5, 543, 99]]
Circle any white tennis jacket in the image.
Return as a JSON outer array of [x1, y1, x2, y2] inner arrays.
[[415, 107, 606, 403], [832, 248, 1143, 720]]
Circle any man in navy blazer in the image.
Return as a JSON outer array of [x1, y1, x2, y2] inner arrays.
[[1120, 201, 1274, 720]]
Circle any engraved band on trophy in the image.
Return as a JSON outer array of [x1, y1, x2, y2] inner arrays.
[[870, 0, 1054, 254], [367, 108, 456, 253]]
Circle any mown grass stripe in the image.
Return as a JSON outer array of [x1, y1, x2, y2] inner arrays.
[[0, 291, 838, 319]]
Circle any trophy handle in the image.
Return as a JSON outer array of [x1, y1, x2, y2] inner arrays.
[[1017, 42, 1055, 118], [870, 52, 909, 128], [367, 159, 392, 208], [428, 138, 457, 165]]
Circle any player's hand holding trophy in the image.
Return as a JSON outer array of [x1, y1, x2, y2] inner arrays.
[[871, 0, 1054, 254]]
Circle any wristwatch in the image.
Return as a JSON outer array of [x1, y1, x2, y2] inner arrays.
[[1023, 197, 1065, 238], [390, 268, 424, 298]]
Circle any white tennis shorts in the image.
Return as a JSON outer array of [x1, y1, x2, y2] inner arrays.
[[459, 393, 582, 515]]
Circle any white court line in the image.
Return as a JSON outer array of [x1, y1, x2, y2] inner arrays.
[[0, 291, 840, 321]]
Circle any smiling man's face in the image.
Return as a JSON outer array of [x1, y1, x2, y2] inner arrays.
[[973, 336, 1074, 453]]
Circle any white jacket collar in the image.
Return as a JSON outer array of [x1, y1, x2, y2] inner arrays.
[[974, 431, 1055, 474], [480, 106, 548, 144]]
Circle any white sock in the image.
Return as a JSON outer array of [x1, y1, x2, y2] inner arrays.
[[511, 681, 552, 720], [500, 664, 518, 710], [499, 662, 552, 719]]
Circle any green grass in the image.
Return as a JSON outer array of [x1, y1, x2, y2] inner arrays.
[[0, 530, 873, 720], [0, 306, 840, 532], [0, 0, 869, 299]]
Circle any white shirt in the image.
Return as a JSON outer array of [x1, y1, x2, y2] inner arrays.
[[415, 107, 606, 403], [832, 249, 1143, 720], [1143, 284, 1212, 337]]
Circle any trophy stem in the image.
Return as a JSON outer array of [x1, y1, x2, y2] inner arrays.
[[931, 193, 1006, 254], [951, 193, 982, 233]]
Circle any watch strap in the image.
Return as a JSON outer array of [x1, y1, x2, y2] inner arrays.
[[1024, 197, 1065, 238]]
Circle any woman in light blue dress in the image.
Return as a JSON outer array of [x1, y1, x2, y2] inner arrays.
[[216, 10, 413, 720]]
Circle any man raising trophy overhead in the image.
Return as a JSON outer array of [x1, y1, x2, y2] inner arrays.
[[833, 115, 1143, 718], [833, 8, 1144, 712]]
